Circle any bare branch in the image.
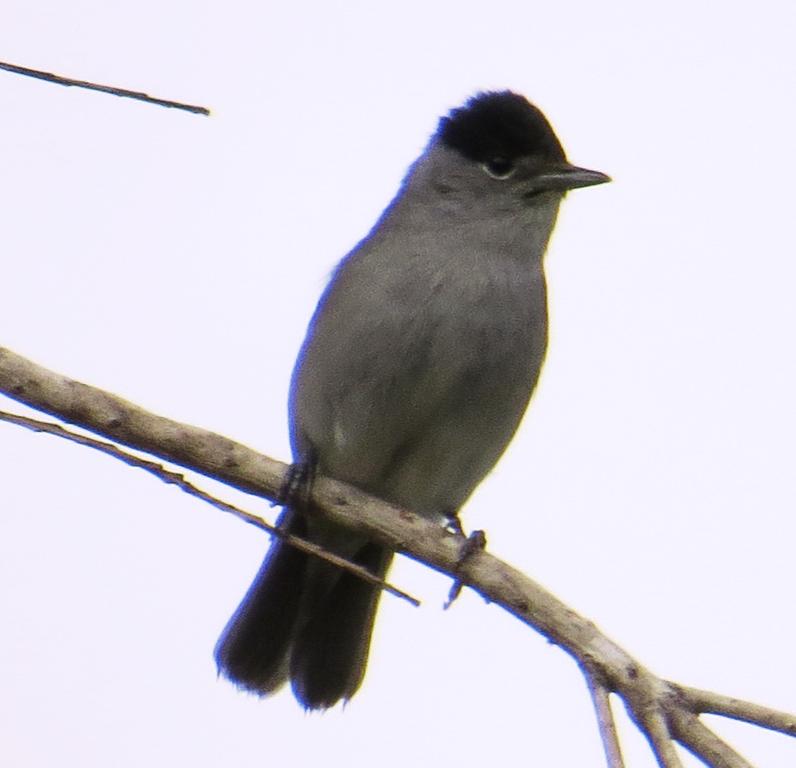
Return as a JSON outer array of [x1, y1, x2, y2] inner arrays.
[[1, 345, 795, 767], [583, 665, 625, 768], [670, 711, 754, 768], [677, 685, 796, 736], [0, 409, 418, 607], [0, 60, 210, 115], [643, 708, 684, 768]]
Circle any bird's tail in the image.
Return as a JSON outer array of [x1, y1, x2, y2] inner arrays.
[[214, 508, 392, 709]]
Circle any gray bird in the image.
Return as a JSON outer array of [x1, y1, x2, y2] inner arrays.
[[215, 91, 610, 710]]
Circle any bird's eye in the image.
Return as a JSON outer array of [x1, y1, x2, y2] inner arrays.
[[482, 157, 516, 179]]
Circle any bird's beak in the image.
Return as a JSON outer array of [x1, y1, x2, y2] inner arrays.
[[533, 163, 611, 192]]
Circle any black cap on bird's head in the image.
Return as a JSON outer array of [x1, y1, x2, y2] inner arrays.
[[438, 91, 610, 192], [439, 91, 565, 163]]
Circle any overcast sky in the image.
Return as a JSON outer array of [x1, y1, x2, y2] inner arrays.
[[1, 2, 795, 766]]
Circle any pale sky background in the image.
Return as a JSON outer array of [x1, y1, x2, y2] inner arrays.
[[1, 2, 795, 766]]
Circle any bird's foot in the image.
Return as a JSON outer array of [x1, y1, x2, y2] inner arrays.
[[444, 528, 487, 610], [443, 508, 466, 537], [276, 458, 317, 511]]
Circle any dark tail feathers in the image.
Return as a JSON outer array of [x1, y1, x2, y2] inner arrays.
[[214, 510, 392, 709]]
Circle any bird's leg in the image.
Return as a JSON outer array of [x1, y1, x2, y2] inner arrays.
[[276, 450, 318, 514], [443, 508, 487, 609], [443, 508, 467, 537]]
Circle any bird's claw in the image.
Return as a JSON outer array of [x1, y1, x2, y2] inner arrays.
[[444, 528, 487, 609], [277, 459, 317, 511]]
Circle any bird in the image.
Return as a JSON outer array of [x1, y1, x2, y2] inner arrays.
[[215, 90, 610, 710]]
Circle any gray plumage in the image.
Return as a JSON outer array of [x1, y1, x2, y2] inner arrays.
[[215, 91, 609, 709]]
